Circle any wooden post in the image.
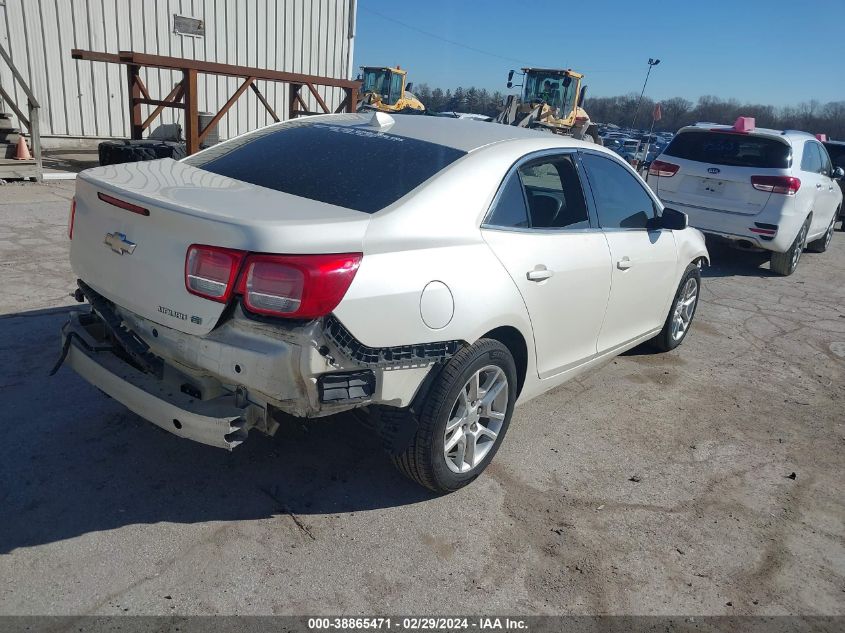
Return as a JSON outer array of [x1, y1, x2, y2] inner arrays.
[[347, 87, 358, 113], [127, 64, 143, 139], [183, 68, 199, 155]]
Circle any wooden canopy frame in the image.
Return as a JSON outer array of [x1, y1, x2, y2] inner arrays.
[[71, 49, 360, 155]]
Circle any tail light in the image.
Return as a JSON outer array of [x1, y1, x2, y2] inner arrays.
[[185, 246, 362, 319], [237, 253, 361, 319], [649, 160, 680, 177], [68, 197, 76, 240], [185, 245, 245, 302], [751, 176, 801, 195]]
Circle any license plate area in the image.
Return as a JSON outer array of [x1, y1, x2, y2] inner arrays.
[[697, 177, 726, 196]]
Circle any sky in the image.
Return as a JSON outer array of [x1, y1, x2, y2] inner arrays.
[[353, 0, 843, 107]]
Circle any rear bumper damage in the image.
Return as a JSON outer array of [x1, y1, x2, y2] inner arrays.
[[58, 282, 456, 449], [61, 313, 261, 449]]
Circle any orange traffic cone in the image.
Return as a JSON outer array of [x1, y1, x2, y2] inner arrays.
[[14, 136, 32, 160]]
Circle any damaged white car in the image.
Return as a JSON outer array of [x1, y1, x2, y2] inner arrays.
[[57, 112, 708, 492]]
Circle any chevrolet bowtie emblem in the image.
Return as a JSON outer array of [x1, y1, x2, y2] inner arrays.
[[104, 232, 136, 255]]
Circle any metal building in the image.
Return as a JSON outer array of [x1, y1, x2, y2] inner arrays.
[[0, 0, 357, 145]]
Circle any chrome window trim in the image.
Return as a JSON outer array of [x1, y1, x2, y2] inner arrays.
[[481, 148, 597, 232], [480, 224, 601, 236]]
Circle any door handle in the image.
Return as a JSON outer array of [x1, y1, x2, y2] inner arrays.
[[617, 257, 633, 270], [526, 267, 553, 282]]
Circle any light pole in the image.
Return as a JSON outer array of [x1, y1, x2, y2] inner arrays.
[[631, 58, 660, 130]]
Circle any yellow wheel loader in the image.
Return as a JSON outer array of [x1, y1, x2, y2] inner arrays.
[[495, 68, 602, 144], [358, 66, 425, 114]]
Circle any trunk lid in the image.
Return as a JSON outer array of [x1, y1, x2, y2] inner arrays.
[[653, 158, 779, 216], [71, 159, 370, 335]]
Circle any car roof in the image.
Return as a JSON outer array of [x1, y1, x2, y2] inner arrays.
[[194, 112, 624, 174], [310, 112, 587, 153], [678, 123, 813, 144]]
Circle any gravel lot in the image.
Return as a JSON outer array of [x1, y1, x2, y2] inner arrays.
[[1, 181, 843, 616]]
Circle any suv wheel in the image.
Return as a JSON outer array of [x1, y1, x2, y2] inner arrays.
[[651, 263, 701, 352], [770, 216, 810, 276], [389, 339, 517, 493], [807, 215, 835, 253]]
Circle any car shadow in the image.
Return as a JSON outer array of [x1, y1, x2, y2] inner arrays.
[[0, 308, 435, 555], [701, 239, 776, 278]]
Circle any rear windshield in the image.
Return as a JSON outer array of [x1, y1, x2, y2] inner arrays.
[[187, 121, 466, 213], [664, 131, 791, 168]]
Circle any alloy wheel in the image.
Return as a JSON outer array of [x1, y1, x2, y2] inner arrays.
[[791, 221, 809, 271], [443, 365, 509, 474], [824, 220, 834, 249], [671, 277, 699, 342]]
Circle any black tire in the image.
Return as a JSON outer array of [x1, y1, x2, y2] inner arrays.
[[770, 216, 810, 276], [98, 140, 187, 166], [651, 263, 701, 352], [807, 215, 836, 253], [388, 339, 518, 493]]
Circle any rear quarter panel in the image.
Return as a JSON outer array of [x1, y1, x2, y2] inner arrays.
[[332, 143, 540, 377]]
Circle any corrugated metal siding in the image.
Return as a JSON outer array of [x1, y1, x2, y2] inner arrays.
[[0, 0, 356, 139]]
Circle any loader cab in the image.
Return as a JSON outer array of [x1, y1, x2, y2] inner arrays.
[[521, 68, 582, 125], [361, 66, 406, 106]]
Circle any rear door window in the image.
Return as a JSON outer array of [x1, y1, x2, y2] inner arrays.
[[815, 143, 832, 176], [664, 131, 791, 168], [517, 155, 589, 229], [485, 154, 590, 230], [187, 121, 466, 213], [800, 142, 823, 174]]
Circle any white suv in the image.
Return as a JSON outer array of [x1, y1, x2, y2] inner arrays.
[[57, 113, 708, 492], [648, 119, 843, 275]]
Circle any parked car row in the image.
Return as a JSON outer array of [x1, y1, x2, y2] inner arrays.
[[597, 126, 673, 170]]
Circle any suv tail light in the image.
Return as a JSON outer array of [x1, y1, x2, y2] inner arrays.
[[237, 253, 361, 319], [68, 197, 76, 239], [648, 160, 680, 177], [751, 176, 801, 195], [185, 245, 245, 302]]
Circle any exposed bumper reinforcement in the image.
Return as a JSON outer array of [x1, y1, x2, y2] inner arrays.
[[62, 315, 258, 450]]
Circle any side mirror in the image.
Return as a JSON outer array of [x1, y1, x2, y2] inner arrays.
[[507, 70, 514, 83], [405, 82, 413, 92], [648, 207, 688, 231], [834, 166, 844, 180]]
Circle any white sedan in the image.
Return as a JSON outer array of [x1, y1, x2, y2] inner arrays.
[[59, 112, 709, 492]]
